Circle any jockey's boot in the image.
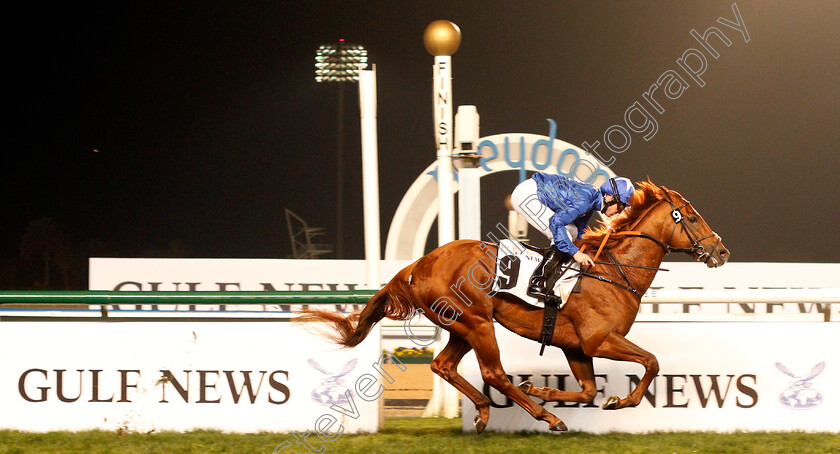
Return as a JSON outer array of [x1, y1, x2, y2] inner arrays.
[[527, 245, 561, 299]]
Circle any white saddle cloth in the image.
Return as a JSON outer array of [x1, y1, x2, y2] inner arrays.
[[491, 240, 581, 309]]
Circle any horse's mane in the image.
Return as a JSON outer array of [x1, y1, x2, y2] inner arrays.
[[579, 179, 679, 250]]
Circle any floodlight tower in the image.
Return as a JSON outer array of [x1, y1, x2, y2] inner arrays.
[[315, 40, 368, 258]]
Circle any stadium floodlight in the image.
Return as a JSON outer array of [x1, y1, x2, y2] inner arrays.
[[314, 40, 367, 259], [315, 42, 368, 82]]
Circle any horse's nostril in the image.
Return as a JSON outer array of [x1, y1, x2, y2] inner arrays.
[[719, 250, 728, 257]]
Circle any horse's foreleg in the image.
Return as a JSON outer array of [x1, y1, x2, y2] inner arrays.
[[469, 325, 568, 432], [589, 331, 659, 410], [519, 348, 598, 405], [429, 335, 491, 434]]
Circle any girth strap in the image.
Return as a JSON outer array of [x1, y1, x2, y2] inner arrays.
[[538, 298, 559, 356], [537, 251, 573, 356]]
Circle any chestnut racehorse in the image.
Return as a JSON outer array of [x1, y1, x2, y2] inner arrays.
[[296, 181, 729, 432]]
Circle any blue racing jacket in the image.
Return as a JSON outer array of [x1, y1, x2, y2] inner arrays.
[[532, 173, 603, 255]]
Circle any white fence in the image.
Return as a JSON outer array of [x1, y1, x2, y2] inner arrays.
[[460, 321, 839, 433], [0, 321, 383, 434], [82, 259, 840, 321], [0, 259, 836, 433]]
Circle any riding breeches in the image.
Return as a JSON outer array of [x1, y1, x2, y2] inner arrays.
[[510, 178, 578, 244]]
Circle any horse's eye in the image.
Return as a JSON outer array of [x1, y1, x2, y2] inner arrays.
[[689, 216, 698, 223]]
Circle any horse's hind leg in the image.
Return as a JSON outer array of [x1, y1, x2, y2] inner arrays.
[[588, 331, 659, 410], [469, 324, 568, 432], [429, 335, 491, 433], [519, 348, 598, 405]]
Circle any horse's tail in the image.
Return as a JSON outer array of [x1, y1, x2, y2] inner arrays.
[[294, 271, 416, 348]]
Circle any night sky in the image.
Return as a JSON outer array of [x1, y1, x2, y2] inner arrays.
[[5, 1, 840, 270]]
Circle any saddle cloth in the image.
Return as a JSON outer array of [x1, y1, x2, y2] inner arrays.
[[491, 240, 581, 309]]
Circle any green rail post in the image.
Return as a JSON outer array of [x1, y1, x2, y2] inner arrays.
[[0, 290, 379, 318]]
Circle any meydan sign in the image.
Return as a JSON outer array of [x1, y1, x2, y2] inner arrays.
[[384, 120, 616, 260]]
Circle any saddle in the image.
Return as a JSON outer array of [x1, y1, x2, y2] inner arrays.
[[491, 241, 581, 356], [530, 235, 661, 355], [493, 232, 669, 356]]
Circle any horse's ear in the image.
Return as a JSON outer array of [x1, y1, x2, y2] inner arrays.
[[636, 178, 659, 198], [658, 185, 673, 203]]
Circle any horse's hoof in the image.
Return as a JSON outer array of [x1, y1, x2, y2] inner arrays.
[[602, 395, 620, 410], [517, 379, 533, 394], [549, 420, 568, 432], [473, 416, 487, 434]]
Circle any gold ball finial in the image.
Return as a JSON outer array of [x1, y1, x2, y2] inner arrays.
[[423, 20, 461, 56]]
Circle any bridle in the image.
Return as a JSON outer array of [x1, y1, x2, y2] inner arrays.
[[622, 188, 722, 263], [663, 198, 721, 262], [580, 186, 722, 297]]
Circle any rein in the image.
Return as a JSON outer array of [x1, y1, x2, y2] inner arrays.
[[575, 251, 640, 296], [578, 188, 721, 296], [591, 260, 668, 271]]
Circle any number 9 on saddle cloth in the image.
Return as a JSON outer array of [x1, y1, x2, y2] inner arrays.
[[491, 239, 582, 309]]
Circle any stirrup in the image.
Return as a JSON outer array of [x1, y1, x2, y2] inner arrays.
[[528, 289, 549, 299]]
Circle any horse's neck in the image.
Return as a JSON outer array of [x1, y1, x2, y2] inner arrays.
[[613, 214, 670, 295], [612, 239, 665, 296]]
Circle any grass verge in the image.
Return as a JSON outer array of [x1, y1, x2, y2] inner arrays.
[[0, 417, 837, 454]]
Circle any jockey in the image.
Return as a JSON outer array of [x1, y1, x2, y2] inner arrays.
[[510, 173, 635, 300]]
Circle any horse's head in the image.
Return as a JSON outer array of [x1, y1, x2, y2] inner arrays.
[[646, 183, 730, 268], [603, 181, 729, 268]]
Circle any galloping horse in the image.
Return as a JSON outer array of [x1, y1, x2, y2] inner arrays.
[[296, 181, 729, 432]]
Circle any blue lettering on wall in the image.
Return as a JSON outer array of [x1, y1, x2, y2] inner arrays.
[[474, 119, 611, 185]]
